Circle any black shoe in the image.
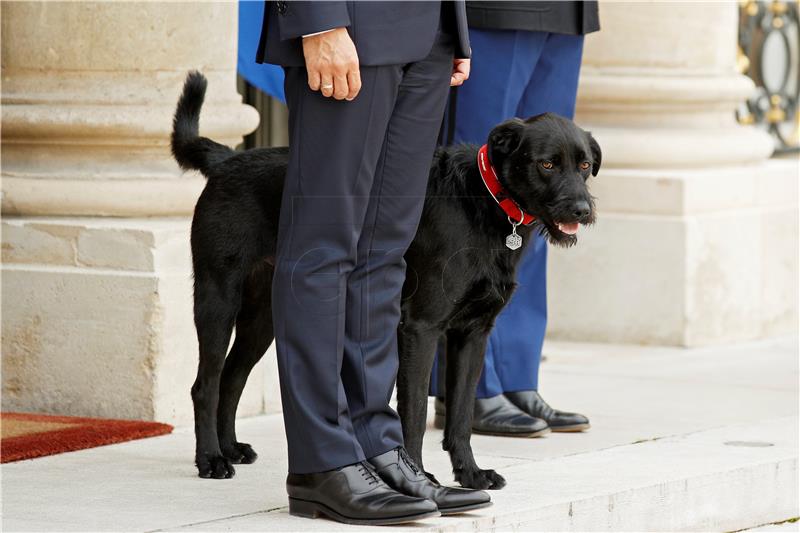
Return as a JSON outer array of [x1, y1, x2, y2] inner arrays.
[[287, 461, 440, 525], [505, 390, 590, 432], [369, 447, 492, 515], [434, 396, 550, 437]]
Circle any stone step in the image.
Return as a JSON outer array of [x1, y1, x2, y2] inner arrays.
[[2, 414, 795, 532], [2, 338, 796, 532], [164, 417, 798, 532]]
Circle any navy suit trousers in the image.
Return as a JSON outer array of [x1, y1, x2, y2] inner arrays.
[[273, 31, 455, 474]]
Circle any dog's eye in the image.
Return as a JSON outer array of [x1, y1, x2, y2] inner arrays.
[[580, 161, 591, 171], [540, 161, 553, 170]]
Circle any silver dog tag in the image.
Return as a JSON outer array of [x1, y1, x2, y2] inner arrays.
[[506, 222, 522, 250]]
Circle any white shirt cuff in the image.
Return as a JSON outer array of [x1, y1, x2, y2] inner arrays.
[[302, 28, 337, 38]]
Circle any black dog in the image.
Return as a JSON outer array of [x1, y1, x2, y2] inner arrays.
[[173, 72, 599, 488]]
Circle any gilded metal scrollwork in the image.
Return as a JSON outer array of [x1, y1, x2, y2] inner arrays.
[[738, 0, 800, 153]]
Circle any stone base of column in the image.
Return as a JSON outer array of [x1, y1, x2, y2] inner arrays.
[[547, 157, 798, 347], [1, 217, 281, 424]]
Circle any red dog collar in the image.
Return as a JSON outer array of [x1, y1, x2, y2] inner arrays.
[[477, 144, 536, 226]]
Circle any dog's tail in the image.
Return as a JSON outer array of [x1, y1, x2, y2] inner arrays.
[[171, 71, 235, 173]]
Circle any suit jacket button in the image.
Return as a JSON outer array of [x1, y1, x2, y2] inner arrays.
[[277, 1, 287, 14]]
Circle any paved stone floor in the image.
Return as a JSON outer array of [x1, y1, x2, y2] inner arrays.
[[2, 337, 798, 532]]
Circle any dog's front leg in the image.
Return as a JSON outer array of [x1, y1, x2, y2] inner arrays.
[[396, 320, 441, 472], [443, 329, 507, 490]]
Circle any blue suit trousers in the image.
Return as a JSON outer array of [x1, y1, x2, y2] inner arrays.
[[274, 31, 456, 474], [431, 28, 584, 398]]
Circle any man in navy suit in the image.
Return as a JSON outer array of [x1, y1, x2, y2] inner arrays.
[[256, 1, 489, 525], [431, 1, 598, 437]]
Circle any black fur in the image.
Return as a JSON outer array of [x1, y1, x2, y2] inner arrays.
[[174, 73, 599, 485], [172, 71, 236, 173]]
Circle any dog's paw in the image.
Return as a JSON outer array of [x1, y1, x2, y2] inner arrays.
[[196, 453, 236, 479], [455, 468, 506, 490], [221, 442, 258, 465]]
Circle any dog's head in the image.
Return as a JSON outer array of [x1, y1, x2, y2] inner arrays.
[[486, 113, 601, 247]]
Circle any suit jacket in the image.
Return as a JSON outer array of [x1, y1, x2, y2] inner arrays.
[[465, 1, 599, 35], [256, 1, 471, 67]]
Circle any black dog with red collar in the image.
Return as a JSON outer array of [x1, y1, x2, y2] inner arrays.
[[398, 114, 599, 488], [174, 74, 601, 490]]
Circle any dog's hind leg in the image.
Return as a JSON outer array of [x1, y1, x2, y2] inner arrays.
[[396, 320, 441, 473], [192, 273, 241, 479], [217, 266, 274, 465], [443, 329, 507, 490]]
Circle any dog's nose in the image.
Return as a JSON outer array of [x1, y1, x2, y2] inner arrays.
[[572, 200, 591, 219]]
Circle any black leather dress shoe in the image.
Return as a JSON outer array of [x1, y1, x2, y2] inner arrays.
[[434, 396, 550, 437], [505, 390, 590, 432], [369, 447, 492, 515], [287, 461, 440, 525]]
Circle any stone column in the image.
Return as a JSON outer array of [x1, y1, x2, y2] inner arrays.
[[547, 1, 798, 346], [1, 2, 278, 424]]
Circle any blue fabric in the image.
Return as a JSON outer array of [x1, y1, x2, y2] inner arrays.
[[256, 1, 471, 67], [238, 0, 285, 103], [430, 28, 585, 399], [273, 34, 455, 474]]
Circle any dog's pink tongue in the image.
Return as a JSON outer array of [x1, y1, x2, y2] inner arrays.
[[558, 222, 580, 235]]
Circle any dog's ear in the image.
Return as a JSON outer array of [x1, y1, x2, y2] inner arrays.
[[586, 131, 602, 176], [487, 118, 525, 164]]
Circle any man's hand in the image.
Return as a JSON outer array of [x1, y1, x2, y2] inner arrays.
[[302, 28, 361, 101], [451, 59, 470, 87]]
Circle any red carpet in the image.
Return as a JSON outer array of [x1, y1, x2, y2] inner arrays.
[[1, 412, 173, 463]]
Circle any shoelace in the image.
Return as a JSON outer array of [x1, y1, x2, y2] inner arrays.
[[357, 462, 381, 486], [398, 448, 420, 475]]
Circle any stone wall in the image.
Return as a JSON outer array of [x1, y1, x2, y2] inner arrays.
[[1, 2, 276, 425], [547, 1, 798, 346]]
